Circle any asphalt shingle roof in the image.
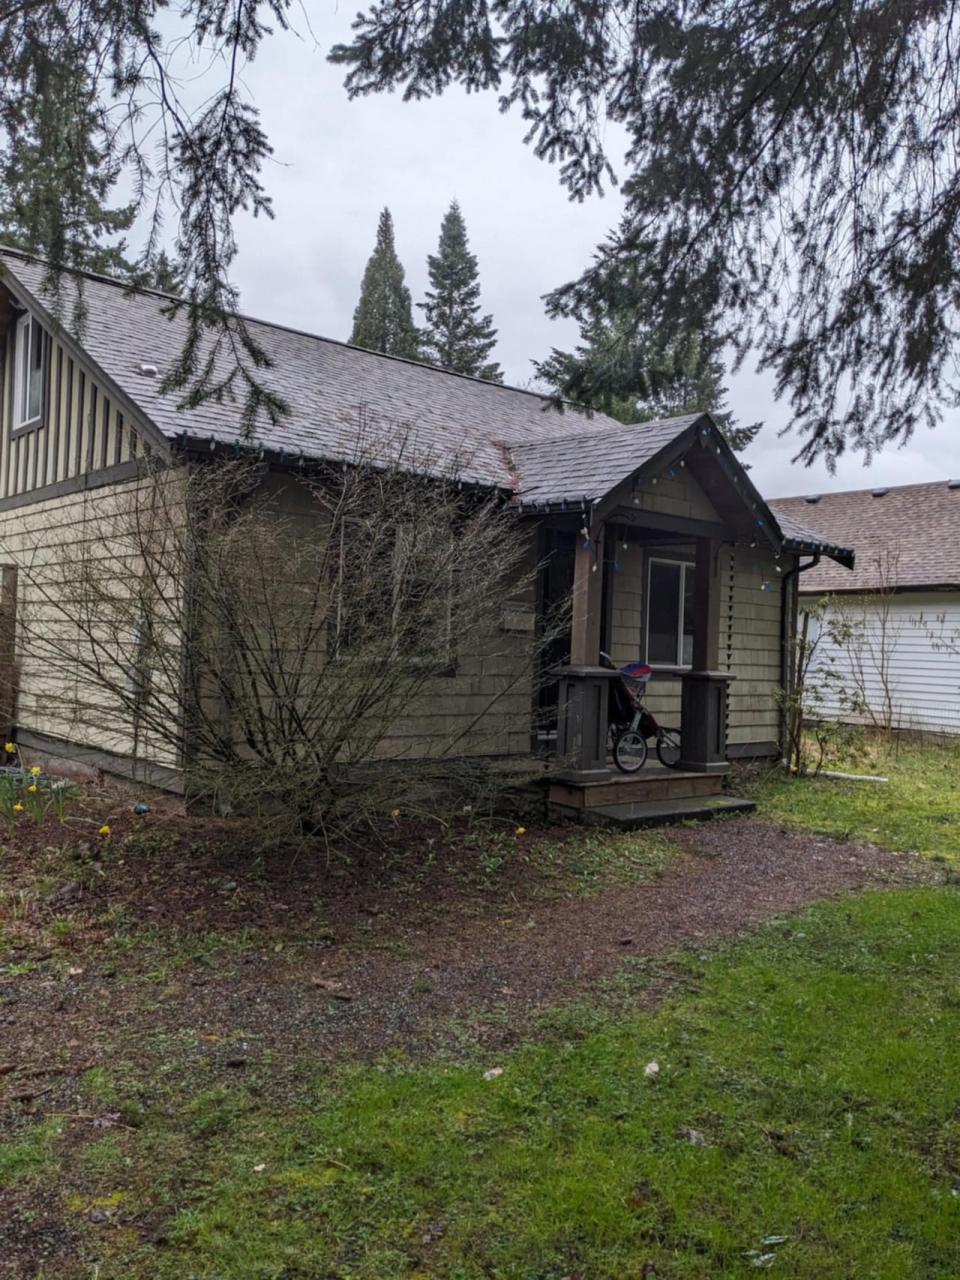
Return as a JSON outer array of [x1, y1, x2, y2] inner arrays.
[[0, 249, 627, 491], [0, 249, 851, 568], [509, 415, 701, 505], [770, 482, 960, 591]]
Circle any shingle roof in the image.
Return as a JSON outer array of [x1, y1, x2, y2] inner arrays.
[[510, 415, 702, 505], [770, 482, 960, 592], [0, 248, 627, 491], [0, 249, 851, 567]]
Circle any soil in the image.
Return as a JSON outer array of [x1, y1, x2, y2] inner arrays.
[[0, 802, 939, 1278]]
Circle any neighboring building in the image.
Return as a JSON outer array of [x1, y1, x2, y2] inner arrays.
[[771, 482, 960, 736], [0, 248, 852, 817]]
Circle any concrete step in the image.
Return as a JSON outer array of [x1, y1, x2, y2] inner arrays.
[[573, 794, 757, 830]]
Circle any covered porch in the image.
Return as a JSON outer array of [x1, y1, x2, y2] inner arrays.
[[516, 414, 786, 826]]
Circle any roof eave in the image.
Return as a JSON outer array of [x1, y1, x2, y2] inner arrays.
[[782, 537, 856, 569]]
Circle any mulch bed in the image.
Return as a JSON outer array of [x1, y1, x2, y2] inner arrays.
[[0, 805, 938, 1071], [0, 804, 940, 1279]]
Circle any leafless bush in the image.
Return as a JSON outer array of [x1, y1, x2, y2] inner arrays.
[[6, 441, 565, 846], [779, 597, 867, 775]]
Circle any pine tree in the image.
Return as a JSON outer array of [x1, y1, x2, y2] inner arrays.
[[419, 202, 501, 382], [0, 35, 134, 282], [349, 209, 420, 360], [332, 1, 960, 465], [538, 310, 761, 452]]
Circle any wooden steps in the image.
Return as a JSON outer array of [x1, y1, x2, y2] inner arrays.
[[549, 766, 722, 812]]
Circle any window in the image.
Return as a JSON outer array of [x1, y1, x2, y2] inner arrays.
[[12, 312, 44, 429], [646, 557, 695, 667], [333, 520, 453, 663]]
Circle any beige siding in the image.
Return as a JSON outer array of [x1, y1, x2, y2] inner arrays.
[[632, 467, 720, 521], [0, 477, 184, 769], [608, 535, 787, 749], [723, 545, 784, 746], [262, 474, 538, 761], [0, 322, 139, 502]]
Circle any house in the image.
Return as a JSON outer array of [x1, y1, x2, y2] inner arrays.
[[770, 482, 960, 737], [0, 248, 853, 821]]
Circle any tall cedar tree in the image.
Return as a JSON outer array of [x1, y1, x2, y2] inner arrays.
[[538, 313, 761, 452], [349, 209, 420, 360], [331, 2, 960, 467], [419, 202, 501, 381]]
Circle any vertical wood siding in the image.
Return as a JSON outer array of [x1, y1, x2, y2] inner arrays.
[[0, 327, 139, 501]]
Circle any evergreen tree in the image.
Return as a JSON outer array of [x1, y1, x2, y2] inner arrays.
[[538, 310, 760, 452], [419, 201, 501, 382], [142, 250, 185, 294], [349, 209, 420, 360], [332, 1, 960, 466], [0, 34, 134, 286]]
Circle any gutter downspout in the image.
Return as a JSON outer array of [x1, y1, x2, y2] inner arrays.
[[779, 553, 821, 762]]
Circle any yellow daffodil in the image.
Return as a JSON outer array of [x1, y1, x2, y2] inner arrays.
[[29, 765, 41, 776], [3, 742, 14, 754], [98, 824, 111, 837], [26, 784, 37, 794], [390, 808, 401, 818], [515, 826, 526, 836], [12, 803, 23, 813]]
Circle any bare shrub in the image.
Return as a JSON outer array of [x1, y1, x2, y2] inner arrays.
[[5, 441, 564, 846], [779, 597, 867, 776]]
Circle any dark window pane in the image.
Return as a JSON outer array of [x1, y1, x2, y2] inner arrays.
[[648, 561, 681, 664]]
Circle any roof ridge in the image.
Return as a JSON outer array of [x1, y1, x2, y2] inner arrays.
[[0, 244, 608, 414]]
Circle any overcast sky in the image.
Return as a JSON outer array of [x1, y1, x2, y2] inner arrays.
[[217, 9, 960, 500]]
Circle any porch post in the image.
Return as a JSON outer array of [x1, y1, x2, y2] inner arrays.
[[679, 537, 733, 773], [555, 522, 615, 781], [569, 522, 604, 665]]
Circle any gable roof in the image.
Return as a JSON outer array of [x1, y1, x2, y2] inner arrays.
[[0, 247, 623, 491], [0, 248, 852, 566], [770, 481, 960, 592]]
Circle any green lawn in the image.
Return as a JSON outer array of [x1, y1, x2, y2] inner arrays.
[[31, 887, 959, 1278], [746, 736, 960, 863]]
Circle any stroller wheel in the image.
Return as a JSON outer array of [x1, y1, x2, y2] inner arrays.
[[614, 729, 648, 773]]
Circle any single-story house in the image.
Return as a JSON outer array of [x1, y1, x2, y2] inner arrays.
[[770, 482, 960, 736], [0, 248, 853, 819]]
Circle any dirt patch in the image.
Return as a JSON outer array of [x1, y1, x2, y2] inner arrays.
[[0, 806, 940, 1279], [0, 809, 936, 1070]]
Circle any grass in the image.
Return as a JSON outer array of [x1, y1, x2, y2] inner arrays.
[[746, 735, 960, 863], [5, 886, 955, 1278]]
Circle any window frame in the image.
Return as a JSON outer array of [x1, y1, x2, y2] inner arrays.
[[11, 310, 46, 434], [645, 554, 695, 670]]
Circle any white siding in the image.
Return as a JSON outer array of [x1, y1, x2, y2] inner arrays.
[[803, 591, 960, 735]]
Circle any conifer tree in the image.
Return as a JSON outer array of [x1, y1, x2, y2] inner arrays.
[[349, 209, 420, 360], [0, 34, 134, 287], [419, 202, 501, 382], [538, 310, 760, 452]]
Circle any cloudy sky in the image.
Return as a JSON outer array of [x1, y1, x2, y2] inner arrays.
[[217, 9, 960, 500]]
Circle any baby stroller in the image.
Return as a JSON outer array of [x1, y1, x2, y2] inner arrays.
[[600, 653, 682, 773]]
